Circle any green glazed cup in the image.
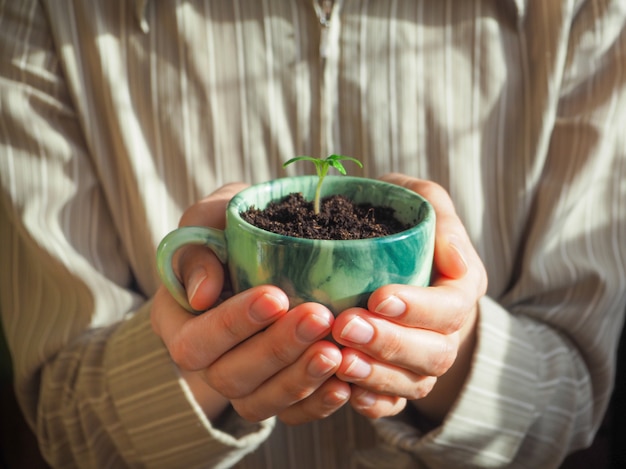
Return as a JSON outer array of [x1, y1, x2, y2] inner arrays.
[[156, 176, 435, 314]]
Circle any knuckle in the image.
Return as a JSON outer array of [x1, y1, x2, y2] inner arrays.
[[268, 341, 295, 368], [442, 292, 472, 333], [446, 309, 466, 335], [232, 401, 266, 423], [205, 366, 246, 399], [377, 329, 404, 363], [409, 376, 437, 400], [283, 382, 312, 403], [217, 309, 243, 341], [430, 337, 458, 376], [369, 373, 395, 395], [426, 180, 447, 196], [167, 333, 199, 370]]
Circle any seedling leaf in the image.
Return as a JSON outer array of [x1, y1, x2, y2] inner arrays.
[[283, 154, 363, 214]]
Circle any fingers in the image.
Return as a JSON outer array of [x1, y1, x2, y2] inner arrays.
[[230, 341, 345, 422], [323, 175, 486, 421], [153, 285, 290, 371], [368, 285, 470, 334], [154, 180, 352, 425], [349, 387, 407, 419], [333, 308, 453, 402], [154, 290, 347, 424], [373, 174, 487, 339], [331, 308, 450, 419], [278, 377, 351, 425], [155, 176, 485, 424], [204, 302, 335, 398], [337, 346, 439, 399], [204, 301, 347, 423]]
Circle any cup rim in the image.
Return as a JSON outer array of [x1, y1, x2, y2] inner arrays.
[[227, 175, 434, 245]]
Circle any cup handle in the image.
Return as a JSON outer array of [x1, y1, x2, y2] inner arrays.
[[156, 226, 228, 313]]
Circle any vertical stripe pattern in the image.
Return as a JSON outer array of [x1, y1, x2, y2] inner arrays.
[[1, 0, 625, 467]]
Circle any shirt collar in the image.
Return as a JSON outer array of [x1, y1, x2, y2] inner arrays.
[[132, 0, 527, 33]]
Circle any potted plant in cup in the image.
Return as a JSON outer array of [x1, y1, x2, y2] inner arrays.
[[157, 155, 435, 314], [241, 155, 409, 241]]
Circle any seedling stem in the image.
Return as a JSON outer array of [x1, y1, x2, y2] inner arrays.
[[283, 154, 363, 214]]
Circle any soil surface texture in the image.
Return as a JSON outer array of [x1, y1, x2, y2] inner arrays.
[[241, 192, 410, 240]]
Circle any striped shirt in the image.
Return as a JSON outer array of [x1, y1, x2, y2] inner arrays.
[[1, 0, 625, 467]]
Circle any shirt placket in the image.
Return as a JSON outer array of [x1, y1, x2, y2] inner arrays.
[[313, 0, 342, 157]]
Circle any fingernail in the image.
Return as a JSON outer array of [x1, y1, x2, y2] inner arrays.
[[249, 293, 287, 322], [354, 390, 377, 408], [187, 267, 207, 304], [374, 295, 406, 317], [307, 353, 338, 378], [344, 356, 372, 379], [340, 317, 374, 344], [296, 312, 333, 342], [323, 390, 350, 406]]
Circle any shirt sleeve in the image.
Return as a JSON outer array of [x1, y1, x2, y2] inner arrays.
[[0, 2, 273, 467], [372, 2, 626, 467]]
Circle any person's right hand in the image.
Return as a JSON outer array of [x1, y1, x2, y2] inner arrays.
[[151, 184, 351, 425]]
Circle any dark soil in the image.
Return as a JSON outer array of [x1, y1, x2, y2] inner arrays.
[[241, 192, 411, 240]]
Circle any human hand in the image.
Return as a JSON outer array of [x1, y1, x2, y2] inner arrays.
[[151, 184, 350, 425], [332, 174, 488, 423]]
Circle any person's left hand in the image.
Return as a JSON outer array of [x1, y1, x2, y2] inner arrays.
[[332, 173, 488, 422]]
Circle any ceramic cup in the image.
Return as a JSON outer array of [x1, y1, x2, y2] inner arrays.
[[156, 176, 435, 314]]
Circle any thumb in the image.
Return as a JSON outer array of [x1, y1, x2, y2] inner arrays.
[[435, 234, 469, 280], [178, 246, 225, 312], [175, 182, 248, 311], [379, 173, 471, 281]]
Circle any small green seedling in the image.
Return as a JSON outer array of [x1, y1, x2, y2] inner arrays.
[[283, 154, 363, 214]]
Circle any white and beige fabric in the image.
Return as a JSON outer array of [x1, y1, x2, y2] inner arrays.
[[1, 0, 625, 467]]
